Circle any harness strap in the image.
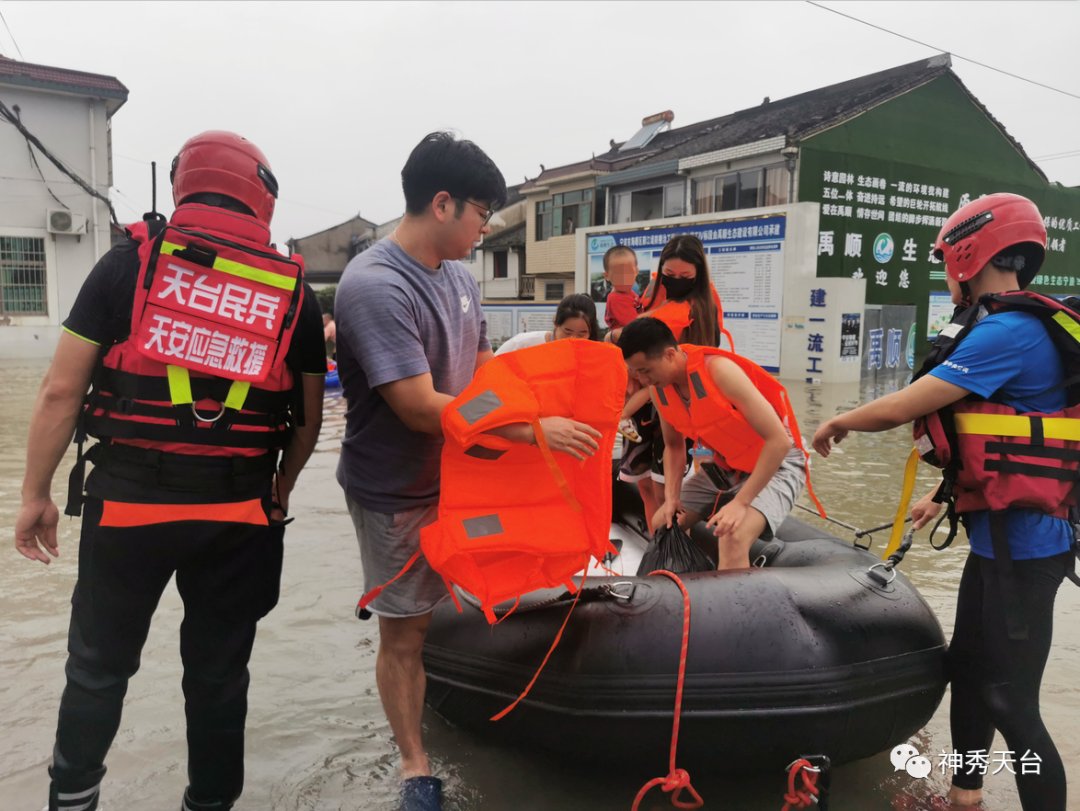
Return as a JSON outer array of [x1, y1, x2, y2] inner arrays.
[[83, 414, 288, 449], [984, 458, 1080, 483], [95, 367, 291, 412], [532, 418, 584, 514], [88, 393, 288, 428], [63, 426, 89, 518], [989, 510, 1029, 641], [882, 448, 920, 561], [929, 478, 961, 551]]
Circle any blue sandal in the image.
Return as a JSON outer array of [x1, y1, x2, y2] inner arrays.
[[401, 776, 443, 811]]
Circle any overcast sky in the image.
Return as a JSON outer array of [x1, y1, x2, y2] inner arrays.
[[2, 1, 1078, 243]]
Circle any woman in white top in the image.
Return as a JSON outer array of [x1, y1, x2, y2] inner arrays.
[[495, 293, 600, 355]]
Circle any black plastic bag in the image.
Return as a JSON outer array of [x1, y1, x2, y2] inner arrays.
[[637, 523, 715, 576]]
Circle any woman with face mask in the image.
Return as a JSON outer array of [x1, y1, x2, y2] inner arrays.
[[638, 235, 721, 347]]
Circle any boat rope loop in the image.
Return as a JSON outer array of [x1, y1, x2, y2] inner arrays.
[[781, 757, 826, 811], [630, 570, 703, 811]]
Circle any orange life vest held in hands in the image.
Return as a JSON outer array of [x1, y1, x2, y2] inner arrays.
[[419, 339, 628, 623]]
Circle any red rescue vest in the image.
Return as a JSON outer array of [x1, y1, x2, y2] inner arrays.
[[419, 340, 627, 622], [913, 290, 1080, 518], [652, 345, 824, 513], [83, 203, 305, 458]]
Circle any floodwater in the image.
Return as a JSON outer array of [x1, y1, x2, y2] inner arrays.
[[2, 360, 1079, 811]]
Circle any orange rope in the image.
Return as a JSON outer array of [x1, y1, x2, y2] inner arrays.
[[630, 570, 703, 811], [781, 759, 821, 811], [355, 550, 422, 617], [490, 575, 586, 721]]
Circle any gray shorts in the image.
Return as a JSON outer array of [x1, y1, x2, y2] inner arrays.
[[680, 446, 806, 540], [346, 495, 447, 618]]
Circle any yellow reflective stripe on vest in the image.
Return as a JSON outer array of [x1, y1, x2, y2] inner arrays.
[[160, 241, 297, 291], [166, 365, 193, 405], [1052, 310, 1080, 345], [224, 380, 250, 411], [954, 412, 1080, 441], [166, 366, 250, 411]]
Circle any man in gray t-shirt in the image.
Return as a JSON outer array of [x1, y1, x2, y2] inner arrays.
[[336, 237, 489, 513], [334, 132, 602, 811]]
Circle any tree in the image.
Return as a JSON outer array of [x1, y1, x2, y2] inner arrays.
[[315, 285, 336, 316]]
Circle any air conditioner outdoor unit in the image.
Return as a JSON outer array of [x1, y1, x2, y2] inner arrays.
[[46, 209, 88, 235]]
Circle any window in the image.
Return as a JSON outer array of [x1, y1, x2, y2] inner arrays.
[[493, 251, 508, 279], [0, 236, 47, 315], [611, 181, 684, 223], [536, 200, 552, 241], [536, 189, 594, 241], [692, 163, 789, 215], [763, 165, 789, 206], [544, 282, 565, 300]]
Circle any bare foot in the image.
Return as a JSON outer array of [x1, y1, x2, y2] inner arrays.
[[947, 786, 983, 808]]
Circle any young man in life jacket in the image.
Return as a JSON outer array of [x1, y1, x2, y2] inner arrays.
[[13, 131, 327, 811], [619, 316, 809, 570], [334, 131, 601, 811], [813, 193, 1072, 811]]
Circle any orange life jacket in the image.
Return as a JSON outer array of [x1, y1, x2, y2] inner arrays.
[[644, 300, 694, 340], [652, 345, 824, 513], [83, 203, 305, 458], [643, 285, 733, 350], [419, 339, 627, 622]]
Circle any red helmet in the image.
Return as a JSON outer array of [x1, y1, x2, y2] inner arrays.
[[933, 193, 1046, 289], [170, 131, 278, 225]]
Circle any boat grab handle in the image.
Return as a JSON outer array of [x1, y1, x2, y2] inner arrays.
[[601, 581, 637, 601], [867, 562, 898, 586]]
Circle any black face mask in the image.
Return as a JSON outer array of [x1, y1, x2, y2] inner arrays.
[[660, 274, 696, 300]]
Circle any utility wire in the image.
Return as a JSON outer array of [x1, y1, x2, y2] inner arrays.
[[0, 98, 119, 226], [0, 8, 26, 60], [805, 1, 1080, 102], [1031, 149, 1080, 162]]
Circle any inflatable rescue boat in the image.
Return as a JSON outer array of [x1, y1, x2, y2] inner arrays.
[[422, 480, 947, 773]]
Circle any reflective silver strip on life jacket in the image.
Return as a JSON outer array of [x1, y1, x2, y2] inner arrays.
[[463, 514, 504, 538], [464, 444, 507, 460], [457, 390, 503, 425], [654, 386, 668, 406], [689, 370, 707, 399]]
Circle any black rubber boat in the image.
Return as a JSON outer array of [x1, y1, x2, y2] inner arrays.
[[423, 481, 947, 773]]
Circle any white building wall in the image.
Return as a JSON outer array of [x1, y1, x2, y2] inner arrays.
[[0, 86, 113, 358]]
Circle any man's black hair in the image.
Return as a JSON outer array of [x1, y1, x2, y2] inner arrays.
[[619, 317, 678, 360], [401, 131, 507, 216]]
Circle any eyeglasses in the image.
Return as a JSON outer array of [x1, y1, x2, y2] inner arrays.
[[460, 199, 495, 226]]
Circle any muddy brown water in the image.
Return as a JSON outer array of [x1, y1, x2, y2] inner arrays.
[[2, 361, 1078, 810]]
